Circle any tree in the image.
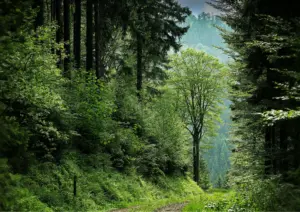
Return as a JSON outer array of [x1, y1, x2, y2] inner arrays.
[[86, 0, 93, 71], [94, 0, 106, 78], [73, 0, 81, 68], [55, 0, 63, 67], [168, 49, 228, 184], [127, 0, 191, 97], [63, 0, 70, 78], [210, 0, 300, 179], [33, 0, 44, 30]]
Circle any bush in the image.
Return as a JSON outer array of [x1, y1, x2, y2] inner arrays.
[[0, 25, 73, 171]]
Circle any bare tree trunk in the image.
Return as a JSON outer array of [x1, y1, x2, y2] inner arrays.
[[51, 0, 56, 21], [136, 7, 143, 99], [64, 0, 71, 78], [73, 0, 81, 68], [279, 123, 288, 173], [94, 0, 100, 78], [86, 0, 93, 71], [98, 0, 105, 78], [34, 0, 44, 30], [193, 134, 200, 184], [55, 0, 63, 68], [264, 126, 273, 175], [136, 32, 143, 97]]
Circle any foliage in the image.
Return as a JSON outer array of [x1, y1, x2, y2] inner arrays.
[[142, 90, 190, 175], [167, 48, 228, 183], [10, 152, 202, 211], [168, 49, 228, 140], [65, 71, 116, 153], [199, 156, 211, 190], [0, 25, 72, 169]]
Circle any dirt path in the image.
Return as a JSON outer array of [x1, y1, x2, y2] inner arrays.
[[109, 206, 139, 212], [154, 202, 188, 212], [109, 201, 188, 212]]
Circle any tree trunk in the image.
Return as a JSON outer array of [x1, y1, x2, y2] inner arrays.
[[293, 125, 300, 170], [136, 32, 143, 97], [271, 126, 277, 174], [264, 126, 272, 175], [55, 0, 63, 68], [98, 0, 105, 78], [34, 0, 44, 30], [51, 0, 56, 21], [63, 0, 70, 78], [136, 7, 143, 98], [73, 0, 81, 68], [193, 134, 200, 184], [94, 0, 100, 78], [279, 123, 288, 173], [86, 0, 93, 71]]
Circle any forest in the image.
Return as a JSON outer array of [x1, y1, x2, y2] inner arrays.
[[1, 0, 300, 211]]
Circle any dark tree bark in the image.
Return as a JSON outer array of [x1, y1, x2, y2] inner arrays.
[[73, 0, 81, 69], [98, 2, 106, 78], [271, 126, 277, 174], [264, 126, 273, 175], [63, 0, 71, 78], [279, 123, 288, 173], [94, 0, 105, 78], [136, 32, 143, 97], [136, 7, 143, 98], [34, 0, 44, 30], [55, 0, 63, 67], [64, 0, 71, 78], [86, 0, 93, 71], [193, 134, 200, 184], [94, 0, 100, 77], [51, 0, 56, 21]]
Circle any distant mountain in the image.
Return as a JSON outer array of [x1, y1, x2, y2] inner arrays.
[[180, 13, 229, 62], [177, 0, 221, 15], [177, 0, 205, 14]]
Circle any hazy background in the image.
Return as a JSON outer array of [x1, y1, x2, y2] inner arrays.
[[177, 0, 231, 187], [177, 0, 220, 15]]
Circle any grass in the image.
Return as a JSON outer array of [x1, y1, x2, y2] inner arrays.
[[183, 189, 238, 212], [17, 151, 203, 211]]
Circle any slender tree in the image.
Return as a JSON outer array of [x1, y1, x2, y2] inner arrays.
[[55, 0, 63, 67], [86, 0, 93, 71], [129, 0, 190, 97], [94, 0, 100, 78], [33, 0, 44, 30], [73, 0, 81, 68], [63, 0, 70, 78], [169, 49, 227, 184], [94, 0, 107, 78], [51, 0, 56, 21], [136, 7, 143, 97]]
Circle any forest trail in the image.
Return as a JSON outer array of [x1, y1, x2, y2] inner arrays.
[[109, 201, 188, 212], [154, 202, 188, 212]]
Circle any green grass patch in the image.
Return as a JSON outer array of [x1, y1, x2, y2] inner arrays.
[[183, 189, 250, 212], [16, 151, 203, 211]]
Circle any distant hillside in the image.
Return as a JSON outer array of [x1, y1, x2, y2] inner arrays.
[[181, 13, 230, 62]]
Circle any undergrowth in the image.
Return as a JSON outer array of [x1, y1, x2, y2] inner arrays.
[[2, 151, 202, 211]]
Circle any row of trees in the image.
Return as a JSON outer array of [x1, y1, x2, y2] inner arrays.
[[210, 0, 300, 187], [0, 2, 230, 208], [32, 0, 190, 91], [0, 0, 192, 177]]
